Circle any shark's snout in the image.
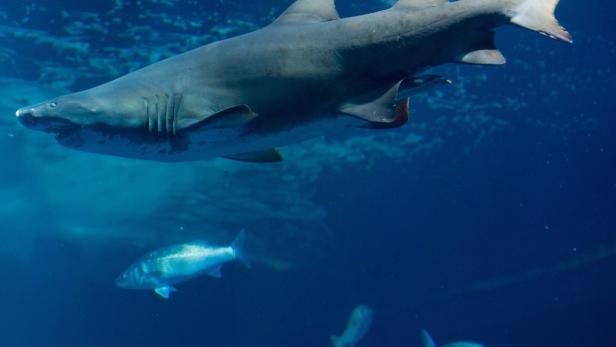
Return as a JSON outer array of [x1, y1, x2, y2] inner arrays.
[[16, 106, 79, 135]]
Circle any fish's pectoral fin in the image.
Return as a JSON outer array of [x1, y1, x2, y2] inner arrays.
[[273, 0, 339, 25], [339, 81, 408, 128], [154, 285, 177, 299], [454, 30, 506, 66], [223, 149, 283, 163], [207, 265, 223, 278]]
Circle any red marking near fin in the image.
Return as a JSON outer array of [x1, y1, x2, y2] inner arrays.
[[362, 97, 410, 129]]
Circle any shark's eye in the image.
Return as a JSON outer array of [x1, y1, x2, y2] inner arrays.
[[49, 102, 57, 109]]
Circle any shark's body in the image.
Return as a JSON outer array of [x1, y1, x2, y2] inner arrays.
[[16, 0, 571, 163]]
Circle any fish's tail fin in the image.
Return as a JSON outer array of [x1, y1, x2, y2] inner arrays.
[[507, 0, 572, 43], [330, 335, 340, 347], [420, 329, 438, 347], [231, 229, 251, 268]]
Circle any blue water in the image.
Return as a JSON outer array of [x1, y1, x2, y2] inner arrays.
[[1, 1, 615, 346]]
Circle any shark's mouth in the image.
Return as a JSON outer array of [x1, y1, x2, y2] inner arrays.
[[16, 113, 80, 139]]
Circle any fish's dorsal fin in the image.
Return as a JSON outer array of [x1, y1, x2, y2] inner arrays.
[[224, 149, 283, 163], [273, 0, 339, 25], [339, 81, 409, 128], [394, 0, 447, 10], [420, 329, 438, 347]]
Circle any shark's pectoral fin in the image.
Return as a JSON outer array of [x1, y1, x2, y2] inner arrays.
[[154, 285, 177, 299], [339, 81, 409, 128], [185, 105, 258, 131], [273, 0, 339, 25], [393, 0, 447, 10], [455, 30, 506, 66], [224, 149, 283, 163], [181, 105, 258, 143]]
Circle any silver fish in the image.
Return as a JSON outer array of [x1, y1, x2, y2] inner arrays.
[[331, 305, 374, 347], [115, 229, 249, 299]]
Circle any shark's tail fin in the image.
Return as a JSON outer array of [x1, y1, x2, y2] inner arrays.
[[231, 229, 251, 268], [508, 0, 572, 43], [420, 329, 438, 347]]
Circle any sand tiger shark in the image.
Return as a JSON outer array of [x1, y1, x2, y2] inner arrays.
[[16, 0, 571, 163]]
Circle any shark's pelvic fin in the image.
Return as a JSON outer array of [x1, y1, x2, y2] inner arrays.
[[340, 81, 409, 127], [224, 149, 283, 163], [455, 30, 506, 65], [394, 0, 447, 10], [273, 0, 339, 25], [509, 0, 572, 43], [458, 49, 506, 65]]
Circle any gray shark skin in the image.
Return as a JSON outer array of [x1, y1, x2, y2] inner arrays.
[[15, 0, 571, 163]]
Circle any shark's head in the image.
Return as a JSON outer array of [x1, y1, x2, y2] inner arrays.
[[16, 87, 263, 162], [14, 88, 189, 160], [15, 92, 101, 140]]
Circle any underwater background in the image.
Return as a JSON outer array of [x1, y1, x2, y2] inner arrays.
[[0, 0, 615, 346]]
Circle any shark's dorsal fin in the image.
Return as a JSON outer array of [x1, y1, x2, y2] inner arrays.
[[394, 0, 447, 10], [273, 0, 339, 25], [224, 149, 283, 163], [339, 81, 408, 128]]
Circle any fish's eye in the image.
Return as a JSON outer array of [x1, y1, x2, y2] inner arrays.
[[49, 101, 57, 109]]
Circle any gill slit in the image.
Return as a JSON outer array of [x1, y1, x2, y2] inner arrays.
[[165, 94, 173, 134], [144, 98, 150, 132], [172, 93, 182, 135]]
